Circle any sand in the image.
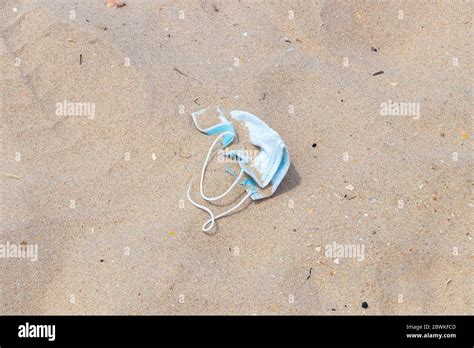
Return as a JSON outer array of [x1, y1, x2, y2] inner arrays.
[[0, 0, 472, 314]]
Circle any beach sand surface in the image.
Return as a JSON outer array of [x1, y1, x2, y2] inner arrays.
[[0, 0, 472, 314]]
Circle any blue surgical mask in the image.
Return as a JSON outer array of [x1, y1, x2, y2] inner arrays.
[[187, 107, 290, 232]]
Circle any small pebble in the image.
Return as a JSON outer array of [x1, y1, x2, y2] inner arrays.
[[362, 301, 368, 309]]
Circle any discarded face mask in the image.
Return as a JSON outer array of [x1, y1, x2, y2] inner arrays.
[[187, 106, 290, 232]]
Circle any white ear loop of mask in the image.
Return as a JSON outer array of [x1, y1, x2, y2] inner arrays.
[[187, 131, 251, 232], [200, 132, 244, 201], [187, 183, 251, 232]]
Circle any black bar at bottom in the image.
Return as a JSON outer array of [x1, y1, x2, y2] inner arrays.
[[0, 315, 472, 346]]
